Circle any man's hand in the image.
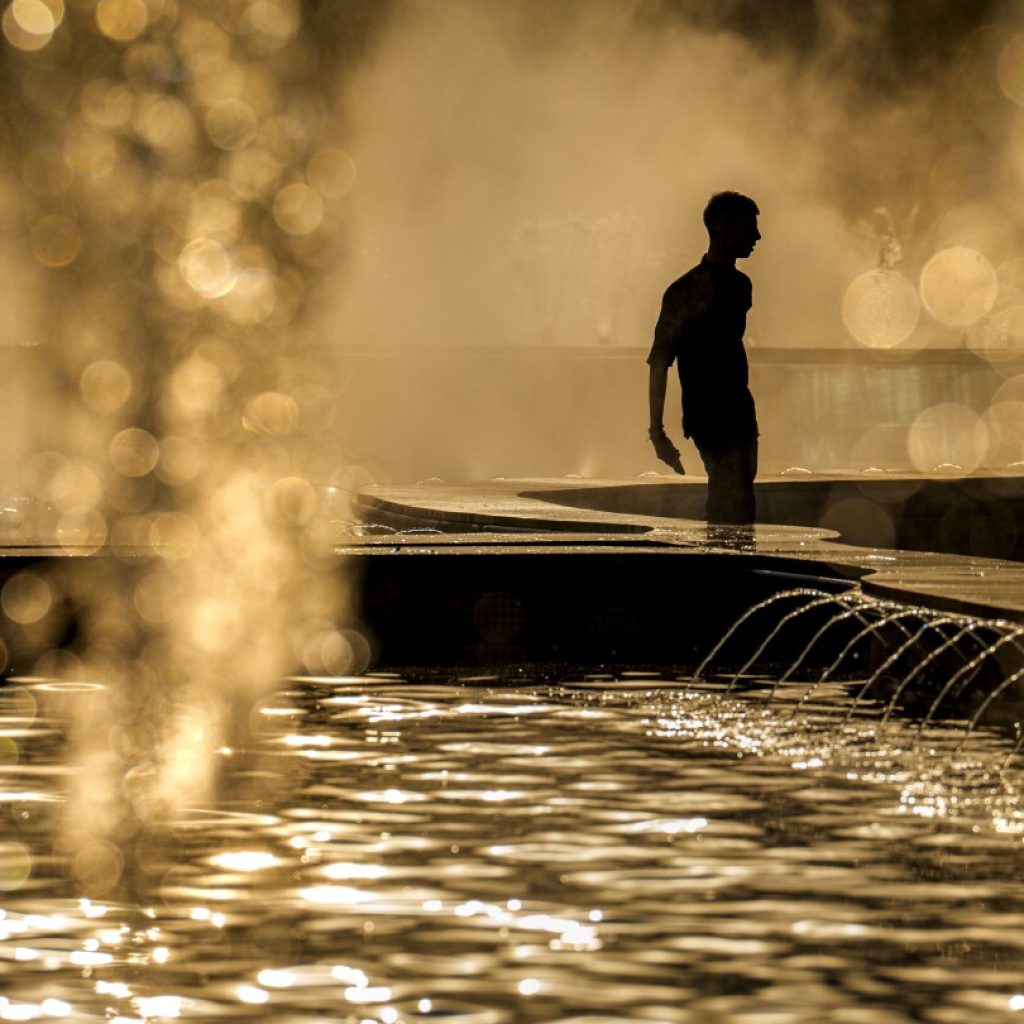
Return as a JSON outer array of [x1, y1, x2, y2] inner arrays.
[[649, 428, 685, 475]]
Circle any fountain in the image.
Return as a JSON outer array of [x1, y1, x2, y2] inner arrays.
[[6, 4, 1024, 1022]]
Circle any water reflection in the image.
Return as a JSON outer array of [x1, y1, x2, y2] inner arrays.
[[3, 673, 1024, 1020]]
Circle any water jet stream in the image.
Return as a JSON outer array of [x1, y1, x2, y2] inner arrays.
[[694, 588, 831, 680], [878, 622, 982, 728], [769, 595, 884, 699], [914, 627, 1024, 745], [787, 606, 925, 718], [728, 593, 868, 693], [953, 665, 1024, 756], [842, 616, 964, 722]]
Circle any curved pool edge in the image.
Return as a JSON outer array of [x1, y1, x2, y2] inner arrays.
[[352, 477, 1024, 626]]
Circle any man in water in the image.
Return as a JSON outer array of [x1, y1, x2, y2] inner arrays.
[[646, 191, 761, 525]]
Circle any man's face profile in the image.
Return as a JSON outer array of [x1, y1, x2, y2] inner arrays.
[[719, 213, 760, 260]]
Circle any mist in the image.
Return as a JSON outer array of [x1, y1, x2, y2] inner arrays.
[[321, 0, 1024, 481], [325, 0, 1018, 349]]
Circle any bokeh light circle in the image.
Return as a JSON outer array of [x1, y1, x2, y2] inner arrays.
[[2, 0, 62, 51], [109, 427, 160, 478], [95, 0, 147, 41], [206, 98, 258, 151], [983, 400, 1024, 464], [2, 572, 52, 625], [80, 359, 132, 414], [273, 182, 323, 236], [243, 391, 299, 437], [919, 247, 998, 326], [57, 511, 108, 553], [239, 0, 300, 51], [30, 215, 81, 267], [307, 147, 357, 199], [907, 402, 987, 474], [179, 238, 237, 298], [842, 269, 920, 348], [149, 512, 200, 560], [51, 461, 102, 513]]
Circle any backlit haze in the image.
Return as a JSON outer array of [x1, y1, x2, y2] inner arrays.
[[324, 0, 1024, 480], [0, 0, 368, 883], [0, 0, 1023, 881]]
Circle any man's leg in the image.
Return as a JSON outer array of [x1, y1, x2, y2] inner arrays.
[[697, 438, 757, 525]]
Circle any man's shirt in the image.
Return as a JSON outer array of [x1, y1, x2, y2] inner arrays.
[[647, 256, 758, 446]]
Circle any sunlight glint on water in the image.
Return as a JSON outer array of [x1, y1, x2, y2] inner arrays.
[[2, 675, 1024, 1021]]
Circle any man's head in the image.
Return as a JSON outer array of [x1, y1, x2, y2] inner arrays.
[[703, 191, 760, 259]]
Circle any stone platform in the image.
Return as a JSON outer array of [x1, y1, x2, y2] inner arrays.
[[347, 476, 1024, 634]]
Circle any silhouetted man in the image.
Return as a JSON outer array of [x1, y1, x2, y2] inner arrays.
[[647, 191, 761, 524]]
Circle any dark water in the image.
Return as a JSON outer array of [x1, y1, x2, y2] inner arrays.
[[2, 673, 1024, 1022]]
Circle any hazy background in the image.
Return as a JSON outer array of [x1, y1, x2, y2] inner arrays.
[[6, 0, 1024, 486], [312, 0, 1024, 483]]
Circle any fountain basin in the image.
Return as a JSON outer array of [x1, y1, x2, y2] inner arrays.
[[348, 476, 1024, 723]]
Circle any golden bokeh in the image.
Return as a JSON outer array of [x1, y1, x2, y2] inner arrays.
[[108, 427, 160, 477], [239, 0, 300, 52], [64, 125, 119, 181], [907, 402, 988, 474], [243, 390, 300, 437], [56, 510, 108, 553], [222, 264, 278, 324], [178, 237, 237, 298], [226, 146, 283, 200], [95, 0, 148, 42], [2, 573, 53, 626], [80, 360, 133, 415], [841, 269, 920, 348], [50, 460, 103, 514], [983, 400, 1024, 465], [206, 97, 259, 151], [0, 0, 351, 887], [136, 96, 196, 154], [2, 0, 62, 51], [168, 355, 225, 421], [30, 214, 81, 267], [919, 246, 998, 327], [155, 434, 207, 485], [307, 147, 358, 200], [273, 181, 324, 236], [80, 78, 135, 129], [22, 145, 73, 196], [149, 511, 201, 560]]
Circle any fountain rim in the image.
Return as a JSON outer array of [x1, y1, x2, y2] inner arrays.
[[351, 475, 1024, 625]]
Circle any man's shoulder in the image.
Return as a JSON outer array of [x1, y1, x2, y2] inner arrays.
[[662, 262, 712, 302]]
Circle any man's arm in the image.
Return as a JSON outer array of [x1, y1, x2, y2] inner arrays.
[[648, 363, 684, 475]]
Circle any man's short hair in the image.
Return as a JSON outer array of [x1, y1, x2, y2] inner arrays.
[[703, 191, 759, 230]]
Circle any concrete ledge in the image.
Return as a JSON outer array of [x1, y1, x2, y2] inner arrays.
[[353, 477, 1024, 625]]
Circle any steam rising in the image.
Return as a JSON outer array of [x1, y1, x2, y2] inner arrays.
[[322, 0, 1024, 478], [328, 0, 1018, 350]]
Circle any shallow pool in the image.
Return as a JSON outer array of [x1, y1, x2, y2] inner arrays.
[[2, 673, 1024, 1022]]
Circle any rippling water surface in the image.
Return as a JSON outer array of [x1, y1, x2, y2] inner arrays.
[[3, 673, 1024, 1022]]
